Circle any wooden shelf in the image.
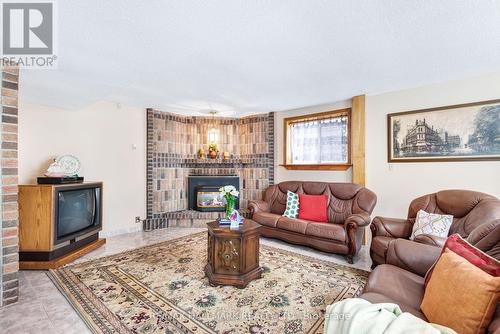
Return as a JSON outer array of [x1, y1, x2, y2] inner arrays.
[[20, 238, 106, 270]]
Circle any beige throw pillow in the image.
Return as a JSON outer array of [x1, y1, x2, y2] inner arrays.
[[410, 210, 453, 240]]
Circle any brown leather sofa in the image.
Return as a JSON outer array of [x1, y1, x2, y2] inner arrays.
[[248, 181, 377, 263], [370, 189, 500, 267], [361, 236, 500, 333]]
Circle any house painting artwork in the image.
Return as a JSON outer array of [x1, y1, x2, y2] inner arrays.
[[388, 99, 500, 162]]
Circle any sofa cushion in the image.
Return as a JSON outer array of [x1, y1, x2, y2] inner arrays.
[[253, 212, 281, 228], [421, 249, 500, 334], [277, 217, 310, 234], [425, 234, 500, 287], [363, 264, 425, 314], [305, 223, 345, 242], [283, 191, 300, 218], [410, 210, 453, 240], [298, 193, 328, 222]]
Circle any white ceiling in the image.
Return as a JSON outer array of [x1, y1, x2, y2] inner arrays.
[[20, 0, 500, 116]]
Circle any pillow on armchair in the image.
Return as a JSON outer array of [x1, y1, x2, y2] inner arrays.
[[421, 249, 500, 334], [425, 234, 500, 287], [410, 210, 453, 240]]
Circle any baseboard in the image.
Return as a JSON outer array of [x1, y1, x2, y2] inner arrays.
[[100, 225, 143, 238]]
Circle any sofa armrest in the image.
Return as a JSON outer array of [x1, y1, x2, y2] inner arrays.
[[248, 200, 270, 215], [345, 212, 371, 227], [370, 216, 413, 239], [386, 239, 442, 277], [413, 234, 446, 247]]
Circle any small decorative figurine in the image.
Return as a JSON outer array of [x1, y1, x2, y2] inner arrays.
[[229, 210, 243, 229], [45, 159, 66, 177], [223, 151, 230, 160], [197, 148, 206, 159]]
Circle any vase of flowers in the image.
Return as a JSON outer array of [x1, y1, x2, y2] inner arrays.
[[219, 185, 239, 220]]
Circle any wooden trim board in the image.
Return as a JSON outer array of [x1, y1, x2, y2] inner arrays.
[[351, 95, 367, 244], [20, 238, 106, 270], [351, 95, 366, 186]]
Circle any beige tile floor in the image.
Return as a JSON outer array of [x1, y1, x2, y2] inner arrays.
[[0, 227, 372, 334]]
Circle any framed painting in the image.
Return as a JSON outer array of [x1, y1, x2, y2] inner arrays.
[[387, 99, 500, 162]]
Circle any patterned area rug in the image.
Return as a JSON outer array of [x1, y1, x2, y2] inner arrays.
[[49, 232, 368, 334]]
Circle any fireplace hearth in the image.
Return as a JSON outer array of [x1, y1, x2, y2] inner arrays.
[[188, 175, 239, 212]]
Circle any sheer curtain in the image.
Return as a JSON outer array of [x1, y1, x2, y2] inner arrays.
[[290, 116, 348, 164], [290, 120, 320, 163]]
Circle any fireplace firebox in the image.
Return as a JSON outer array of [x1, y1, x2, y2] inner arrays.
[[188, 175, 240, 212], [195, 186, 225, 211]]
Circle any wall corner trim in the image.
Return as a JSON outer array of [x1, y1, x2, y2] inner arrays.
[[351, 95, 366, 186]]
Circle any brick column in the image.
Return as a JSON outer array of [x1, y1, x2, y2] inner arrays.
[[1, 63, 19, 306]]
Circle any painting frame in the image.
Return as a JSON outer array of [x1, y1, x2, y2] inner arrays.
[[387, 98, 500, 163]]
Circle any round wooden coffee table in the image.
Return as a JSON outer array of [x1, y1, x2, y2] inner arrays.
[[204, 219, 262, 288]]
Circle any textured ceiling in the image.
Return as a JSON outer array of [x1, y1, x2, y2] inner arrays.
[[20, 0, 500, 116]]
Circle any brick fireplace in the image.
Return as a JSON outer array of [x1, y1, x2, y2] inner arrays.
[[145, 109, 274, 230]]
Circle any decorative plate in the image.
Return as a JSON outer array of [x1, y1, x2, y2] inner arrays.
[[56, 155, 81, 176]]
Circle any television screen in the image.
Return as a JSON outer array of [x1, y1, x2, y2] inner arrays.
[[57, 188, 98, 239]]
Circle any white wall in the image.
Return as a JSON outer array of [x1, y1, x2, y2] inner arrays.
[[366, 73, 500, 218], [274, 100, 353, 183], [19, 101, 146, 236]]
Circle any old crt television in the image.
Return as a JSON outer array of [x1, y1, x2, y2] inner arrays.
[[19, 182, 103, 262], [55, 183, 102, 244]]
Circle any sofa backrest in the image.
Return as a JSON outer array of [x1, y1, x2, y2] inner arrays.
[[467, 219, 500, 260], [407, 190, 500, 239], [263, 181, 377, 224]]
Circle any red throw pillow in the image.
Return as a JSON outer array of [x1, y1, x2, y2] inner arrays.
[[424, 234, 500, 287], [298, 194, 328, 223]]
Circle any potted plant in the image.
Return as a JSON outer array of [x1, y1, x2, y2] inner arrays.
[[219, 185, 239, 220], [208, 143, 218, 159]]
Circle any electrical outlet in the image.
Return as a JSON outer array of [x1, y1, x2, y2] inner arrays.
[[135, 216, 142, 224]]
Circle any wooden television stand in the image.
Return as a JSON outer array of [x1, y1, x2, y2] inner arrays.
[[19, 183, 106, 270]]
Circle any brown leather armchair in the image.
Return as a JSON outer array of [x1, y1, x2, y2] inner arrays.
[[370, 190, 500, 267], [249, 181, 377, 263], [361, 237, 500, 334]]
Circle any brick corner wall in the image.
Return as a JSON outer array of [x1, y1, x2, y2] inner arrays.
[[1, 63, 19, 307]]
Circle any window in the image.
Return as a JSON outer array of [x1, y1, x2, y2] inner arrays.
[[282, 109, 351, 170]]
